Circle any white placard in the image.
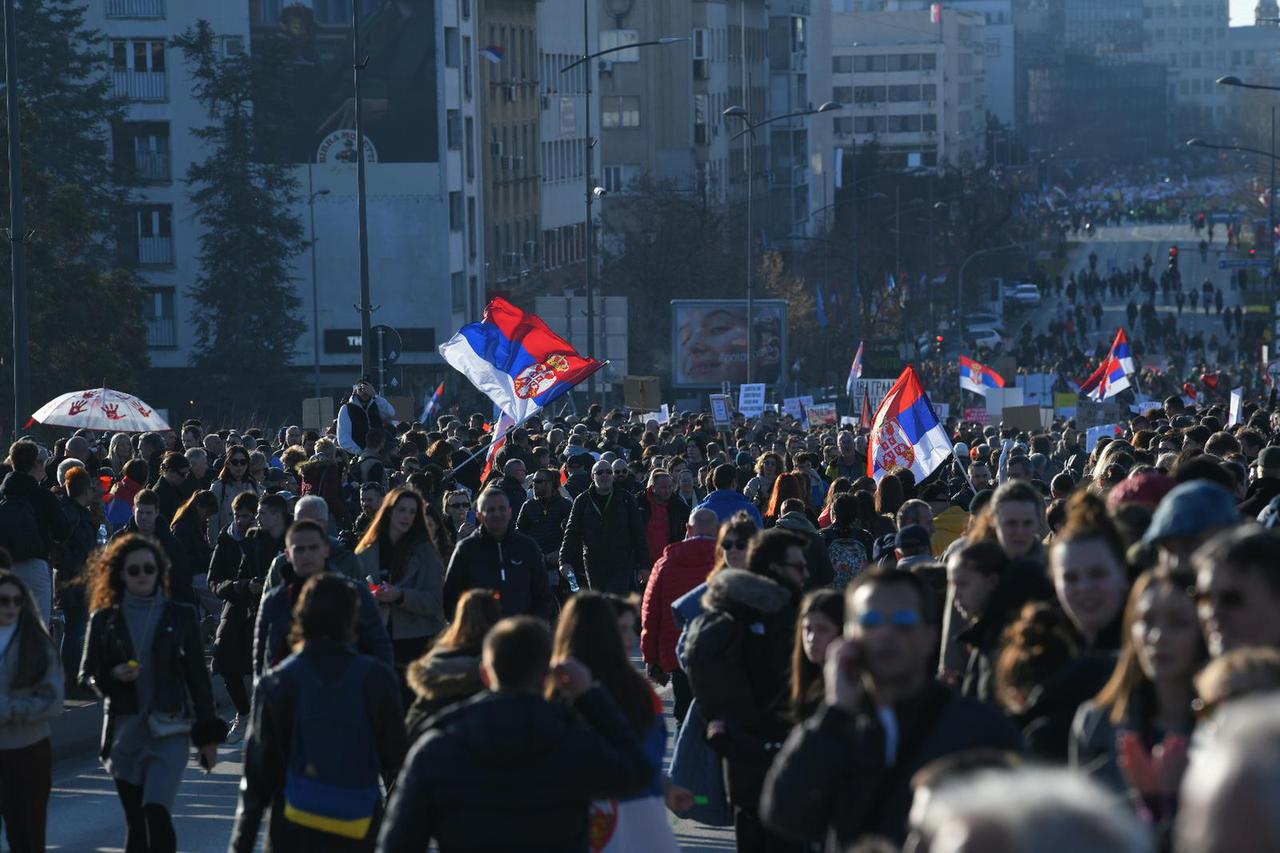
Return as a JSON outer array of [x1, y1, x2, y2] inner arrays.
[[738, 384, 767, 418], [1230, 387, 1244, 426], [709, 394, 732, 425]]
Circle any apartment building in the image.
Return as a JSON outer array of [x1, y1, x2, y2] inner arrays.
[[92, 0, 483, 399], [829, 8, 989, 170], [536, 0, 597, 294], [1140, 0, 1230, 132], [478, 0, 541, 294]]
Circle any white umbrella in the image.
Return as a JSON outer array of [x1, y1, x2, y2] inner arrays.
[[31, 386, 171, 433]]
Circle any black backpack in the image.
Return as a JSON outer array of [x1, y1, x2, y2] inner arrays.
[[0, 494, 43, 561]]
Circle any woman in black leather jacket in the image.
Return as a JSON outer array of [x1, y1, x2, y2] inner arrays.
[[79, 534, 226, 853]]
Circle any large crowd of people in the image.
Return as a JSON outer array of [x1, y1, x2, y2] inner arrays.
[[1, 376, 1280, 852]]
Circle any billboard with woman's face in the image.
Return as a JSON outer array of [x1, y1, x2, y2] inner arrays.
[[671, 300, 787, 387], [250, 0, 438, 164]]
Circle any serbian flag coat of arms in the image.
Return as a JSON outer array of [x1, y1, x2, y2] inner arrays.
[[439, 297, 604, 422], [867, 364, 952, 484]]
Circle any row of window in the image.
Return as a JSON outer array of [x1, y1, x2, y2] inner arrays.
[[832, 52, 939, 74], [834, 114, 940, 135], [837, 84, 939, 104], [542, 138, 584, 184], [1145, 2, 1225, 19]]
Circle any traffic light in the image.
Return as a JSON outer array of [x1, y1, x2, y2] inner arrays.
[[934, 335, 944, 355], [1168, 246, 1179, 271]]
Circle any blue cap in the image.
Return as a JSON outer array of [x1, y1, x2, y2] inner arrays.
[[1143, 480, 1240, 544]]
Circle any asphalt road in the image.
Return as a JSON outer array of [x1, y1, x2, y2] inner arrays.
[[45, 667, 736, 852], [1011, 222, 1253, 360]]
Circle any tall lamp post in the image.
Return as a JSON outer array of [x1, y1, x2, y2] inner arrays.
[[562, 29, 687, 404], [306, 169, 332, 398], [351, 1, 375, 382], [5, 0, 27, 437], [1187, 130, 1278, 288], [722, 101, 844, 384]]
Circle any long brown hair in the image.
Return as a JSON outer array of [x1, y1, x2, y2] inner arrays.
[[356, 487, 430, 581], [431, 589, 502, 654], [0, 571, 58, 689], [171, 489, 217, 530], [549, 592, 655, 732], [1093, 569, 1204, 725], [86, 534, 172, 611], [994, 603, 1079, 714], [790, 590, 844, 720], [766, 472, 810, 518]]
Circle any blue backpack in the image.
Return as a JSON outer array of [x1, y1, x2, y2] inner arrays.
[[281, 654, 382, 840]]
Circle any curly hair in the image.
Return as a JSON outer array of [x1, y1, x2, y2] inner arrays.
[[86, 534, 171, 611]]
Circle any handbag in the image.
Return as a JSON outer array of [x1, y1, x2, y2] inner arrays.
[[668, 699, 731, 827], [147, 710, 193, 739]]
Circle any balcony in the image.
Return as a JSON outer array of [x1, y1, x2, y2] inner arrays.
[[113, 70, 167, 102], [146, 316, 176, 348], [135, 151, 171, 182], [107, 0, 165, 17], [138, 235, 173, 265]]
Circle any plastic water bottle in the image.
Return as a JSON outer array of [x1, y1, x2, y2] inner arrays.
[[565, 568, 580, 593], [97, 524, 108, 546]]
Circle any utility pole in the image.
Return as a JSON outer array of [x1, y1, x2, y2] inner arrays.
[[352, 1, 374, 382], [4, 0, 27, 437], [582, 0, 597, 403]]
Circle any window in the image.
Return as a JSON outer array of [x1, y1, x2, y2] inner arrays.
[[447, 110, 462, 150], [693, 28, 708, 59], [449, 191, 463, 231], [465, 117, 475, 179], [451, 272, 466, 312], [111, 38, 167, 100], [853, 86, 883, 103], [886, 53, 920, 72], [599, 30, 640, 62], [922, 84, 937, 100], [832, 55, 853, 73], [834, 85, 854, 103], [144, 287, 176, 348], [445, 27, 460, 69], [113, 121, 170, 182], [833, 116, 853, 135], [462, 0, 470, 20], [467, 197, 477, 258], [854, 116, 886, 133], [887, 115, 921, 133], [888, 84, 920, 102], [107, 0, 165, 18], [603, 164, 637, 193], [923, 114, 937, 132], [853, 54, 886, 73], [463, 36, 472, 99], [601, 96, 640, 128], [120, 204, 173, 265]]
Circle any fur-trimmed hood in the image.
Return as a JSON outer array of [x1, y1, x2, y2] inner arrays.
[[407, 647, 483, 702], [701, 568, 793, 616]]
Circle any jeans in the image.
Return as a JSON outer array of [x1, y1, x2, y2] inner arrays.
[[57, 585, 88, 681], [11, 559, 51, 627], [0, 738, 52, 853]]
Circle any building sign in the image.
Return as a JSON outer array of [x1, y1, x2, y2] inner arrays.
[[324, 328, 436, 354], [316, 130, 379, 164]]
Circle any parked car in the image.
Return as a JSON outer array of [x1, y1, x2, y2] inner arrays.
[[1006, 283, 1042, 307]]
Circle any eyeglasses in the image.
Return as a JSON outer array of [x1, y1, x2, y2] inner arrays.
[[0, 595, 22, 607], [125, 564, 158, 578], [593, 470, 614, 476], [448, 502, 471, 510], [857, 609, 922, 629], [228, 459, 248, 467], [722, 538, 750, 551]]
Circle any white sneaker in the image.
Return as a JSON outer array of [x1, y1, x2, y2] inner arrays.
[[225, 714, 247, 745]]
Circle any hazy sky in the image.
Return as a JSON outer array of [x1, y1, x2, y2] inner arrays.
[[1231, 0, 1260, 25]]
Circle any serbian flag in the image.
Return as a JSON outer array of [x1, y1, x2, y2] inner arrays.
[[867, 365, 952, 484], [418, 381, 445, 425], [480, 410, 517, 483], [846, 341, 864, 398], [1078, 328, 1135, 401], [860, 386, 873, 427], [959, 356, 1006, 395], [480, 44, 506, 64], [439, 297, 604, 423]]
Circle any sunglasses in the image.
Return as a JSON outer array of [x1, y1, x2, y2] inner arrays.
[[857, 609, 921, 629], [126, 564, 158, 578], [0, 594, 22, 607], [722, 538, 750, 551], [228, 459, 248, 467]]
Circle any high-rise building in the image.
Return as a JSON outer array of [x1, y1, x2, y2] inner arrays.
[[95, 1, 484, 399], [829, 7, 989, 170]]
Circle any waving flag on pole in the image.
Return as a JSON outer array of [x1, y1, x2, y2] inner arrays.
[[439, 297, 605, 423], [868, 365, 952, 484], [480, 409, 517, 483], [419, 381, 445, 425], [846, 341, 864, 398], [1078, 328, 1135, 401], [959, 356, 1006, 395]]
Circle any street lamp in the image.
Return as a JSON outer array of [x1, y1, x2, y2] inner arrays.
[[562, 30, 687, 404], [1188, 128, 1278, 284], [306, 172, 332, 397], [722, 100, 845, 383]]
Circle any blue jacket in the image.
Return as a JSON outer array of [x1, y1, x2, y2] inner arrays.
[[672, 581, 709, 671], [695, 489, 764, 528], [253, 570, 394, 678]]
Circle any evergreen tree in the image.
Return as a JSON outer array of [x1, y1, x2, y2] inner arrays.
[[0, 0, 147, 429], [174, 21, 304, 412]]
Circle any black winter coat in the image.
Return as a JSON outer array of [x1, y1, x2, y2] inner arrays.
[[515, 495, 573, 567], [1240, 476, 1280, 521], [559, 487, 649, 591], [229, 640, 406, 853], [683, 567, 800, 812], [761, 683, 1024, 847], [377, 688, 655, 853], [0, 470, 69, 561], [79, 599, 226, 760], [53, 494, 97, 579], [443, 526, 553, 620], [211, 527, 282, 675], [170, 513, 213, 578]]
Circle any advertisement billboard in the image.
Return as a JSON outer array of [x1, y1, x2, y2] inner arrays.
[[250, 0, 439, 165], [671, 300, 787, 388]]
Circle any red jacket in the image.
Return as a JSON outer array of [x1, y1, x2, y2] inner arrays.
[[641, 536, 717, 672]]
